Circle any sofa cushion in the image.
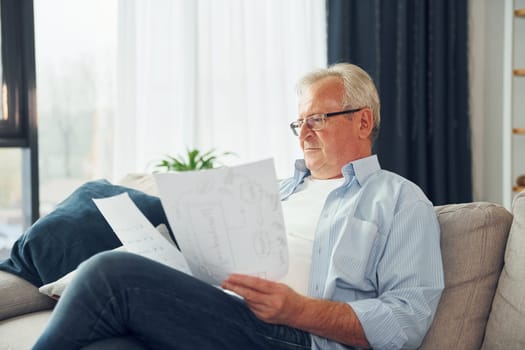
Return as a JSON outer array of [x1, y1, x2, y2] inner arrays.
[[0, 308, 145, 350], [419, 202, 512, 350], [0, 179, 173, 287], [0, 310, 52, 349], [482, 190, 525, 349], [118, 173, 160, 197], [0, 271, 55, 322]]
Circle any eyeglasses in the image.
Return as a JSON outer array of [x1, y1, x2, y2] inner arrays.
[[289, 108, 363, 136]]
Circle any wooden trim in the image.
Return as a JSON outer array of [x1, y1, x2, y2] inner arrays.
[[514, 186, 525, 193], [513, 9, 525, 196]]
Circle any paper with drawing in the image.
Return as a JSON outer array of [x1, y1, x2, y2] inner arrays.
[[155, 159, 288, 285], [95, 159, 288, 286], [93, 193, 192, 275]]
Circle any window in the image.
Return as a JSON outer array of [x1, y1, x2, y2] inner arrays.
[[0, 1, 25, 140], [0, 0, 38, 259], [0, 149, 23, 260], [0, 5, 3, 122], [0, 0, 326, 259], [34, 0, 118, 215]]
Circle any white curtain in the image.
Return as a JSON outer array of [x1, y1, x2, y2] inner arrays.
[[113, 0, 326, 181]]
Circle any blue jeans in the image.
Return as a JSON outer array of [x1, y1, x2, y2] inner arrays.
[[33, 251, 312, 350]]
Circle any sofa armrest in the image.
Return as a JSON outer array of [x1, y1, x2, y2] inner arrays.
[[0, 271, 56, 321], [420, 202, 512, 349], [117, 173, 159, 196]]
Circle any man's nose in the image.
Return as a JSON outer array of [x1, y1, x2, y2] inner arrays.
[[299, 123, 313, 141]]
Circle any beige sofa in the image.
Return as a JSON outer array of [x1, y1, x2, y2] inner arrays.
[[1, 174, 524, 349]]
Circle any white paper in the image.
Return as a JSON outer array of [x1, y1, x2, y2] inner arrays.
[[93, 193, 192, 275], [154, 158, 288, 285]]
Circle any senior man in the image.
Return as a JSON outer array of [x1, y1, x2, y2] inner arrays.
[[34, 63, 443, 350]]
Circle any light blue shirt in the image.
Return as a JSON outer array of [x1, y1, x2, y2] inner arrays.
[[279, 155, 444, 350]]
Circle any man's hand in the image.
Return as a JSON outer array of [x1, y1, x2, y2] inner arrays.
[[221, 274, 306, 325], [222, 273, 370, 348]]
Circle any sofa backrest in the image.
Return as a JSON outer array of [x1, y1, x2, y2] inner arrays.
[[419, 202, 512, 350], [482, 190, 525, 350]]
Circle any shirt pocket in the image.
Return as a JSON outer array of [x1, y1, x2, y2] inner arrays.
[[332, 217, 378, 288]]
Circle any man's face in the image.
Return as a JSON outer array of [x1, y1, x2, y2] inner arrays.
[[298, 76, 372, 179]]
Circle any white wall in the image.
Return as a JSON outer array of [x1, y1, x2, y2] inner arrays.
[[469, 0, 513, 208]]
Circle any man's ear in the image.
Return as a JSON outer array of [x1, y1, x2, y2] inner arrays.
[[358, 108, 374, 140]]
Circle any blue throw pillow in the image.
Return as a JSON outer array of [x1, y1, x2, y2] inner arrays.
[[0, 179, 174, 287]]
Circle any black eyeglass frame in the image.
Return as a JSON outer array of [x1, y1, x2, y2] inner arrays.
[[289, 107, 364, 136]]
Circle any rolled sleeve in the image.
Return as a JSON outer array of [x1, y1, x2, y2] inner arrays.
[[349, 298, 406, 350]]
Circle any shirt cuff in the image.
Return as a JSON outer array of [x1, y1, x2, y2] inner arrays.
[[349, 299, 407, 350]]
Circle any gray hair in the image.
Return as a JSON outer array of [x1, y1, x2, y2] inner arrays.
[[297, 63, 381, 143]]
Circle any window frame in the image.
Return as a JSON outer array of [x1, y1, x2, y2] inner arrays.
[[0, 0, 39, 224]]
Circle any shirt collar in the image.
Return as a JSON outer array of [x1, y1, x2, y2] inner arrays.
[[293, 154, 380, 186], [341, 154, 380, 186]]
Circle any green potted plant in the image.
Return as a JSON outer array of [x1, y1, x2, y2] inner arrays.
[[154, 148, 235, 172]]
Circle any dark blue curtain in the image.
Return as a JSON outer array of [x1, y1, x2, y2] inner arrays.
[[327, 0, 472, 205]]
